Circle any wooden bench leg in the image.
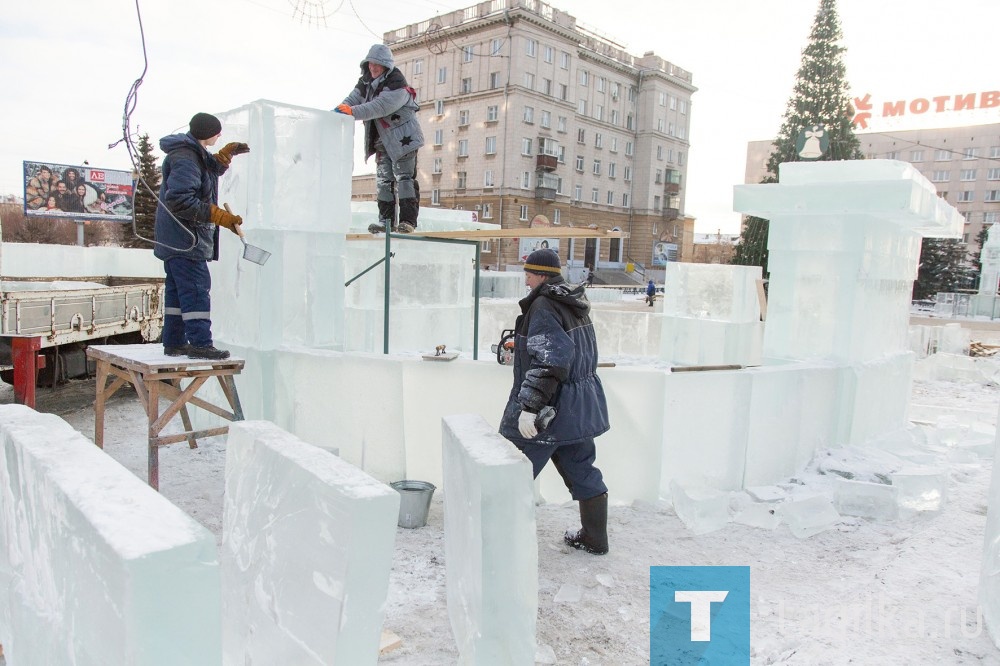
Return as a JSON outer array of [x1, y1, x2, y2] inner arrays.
[[146, 378, 160, 491]]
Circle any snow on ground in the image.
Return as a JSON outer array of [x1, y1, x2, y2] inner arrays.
[[2, 370, 1000, 664]]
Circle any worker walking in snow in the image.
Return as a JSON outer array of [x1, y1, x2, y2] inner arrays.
[[646, 279, 656, 307], [499, 248, 611, 555]]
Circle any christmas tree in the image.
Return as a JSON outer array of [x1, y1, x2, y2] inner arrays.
[[125, 133, 160, 249]]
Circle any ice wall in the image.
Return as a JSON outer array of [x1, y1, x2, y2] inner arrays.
[[0, 404, 220, 665], [222, 421, 398, 665], [211, 100, 351, 350], [0, 241, 162, 281], [975, 224, 1000, 318], [981, 399, 1000, 649], [350, 201, 498, 233], [734, 159, 963, 364], [442, 414, 537, 663]]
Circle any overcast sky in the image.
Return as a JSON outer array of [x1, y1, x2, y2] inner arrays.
[[1, 0, 996, 233]]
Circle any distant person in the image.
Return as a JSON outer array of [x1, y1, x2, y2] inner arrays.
[[25, 165, 52, 209], [336, 43, 423, 235], [586, 267, 595, 287], [499, 248, 611, 555], [153, 112, 250, 360], [646, 279, 656, 307]]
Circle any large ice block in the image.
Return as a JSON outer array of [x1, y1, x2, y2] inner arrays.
[[0, 404, 220, 665], [670, 480, 730, 534], [442, 414, 537, 664], [975, 225, 1000, 317], [221, 421, 399, 666], [0, 240, 162, 279], [981, 402, 1000, 648], [350, 201, 499, 233], [661, 263, 762, 322]]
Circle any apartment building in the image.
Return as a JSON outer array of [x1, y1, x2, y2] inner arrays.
[[745, 123, 1000, 254], [379, 0, 696, 270]]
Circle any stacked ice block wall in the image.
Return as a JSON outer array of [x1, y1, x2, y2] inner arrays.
[[734, 160, 964, 445], [975, 224, 1000, 317], [659, 263, 764, 366]]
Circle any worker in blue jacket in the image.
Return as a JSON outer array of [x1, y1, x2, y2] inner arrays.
[[153, 112, 249, 360], [499, 248, 612, 555]]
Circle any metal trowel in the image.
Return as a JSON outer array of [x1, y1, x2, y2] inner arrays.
[[224, 204, 271, 265]]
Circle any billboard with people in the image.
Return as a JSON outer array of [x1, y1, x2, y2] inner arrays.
[[23, 161, 134, 221]]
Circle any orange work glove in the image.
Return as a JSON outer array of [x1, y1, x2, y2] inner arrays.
[[208, 204, 243, 234], [335, 103, 353, 116], [214, 142, 250, 167]]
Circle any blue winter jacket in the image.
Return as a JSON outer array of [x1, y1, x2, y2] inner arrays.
[[499, 276, 611, 445], [153, 132, 228, 262]]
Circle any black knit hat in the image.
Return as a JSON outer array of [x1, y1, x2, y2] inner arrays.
[[524, 248, 561, 276], [189, 112, 222, 140]]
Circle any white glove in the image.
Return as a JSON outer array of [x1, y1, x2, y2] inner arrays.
[[518, 410, 538, 439]]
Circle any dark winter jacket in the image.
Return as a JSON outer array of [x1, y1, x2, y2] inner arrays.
[[499, 276, 611, 445], [646, 281, 656, 297], [341, 44, 424, 163], [153, 132, 228, 262]]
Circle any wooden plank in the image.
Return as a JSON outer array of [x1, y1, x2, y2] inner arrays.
[[348, 227, 628, 241], [94, 360, 109, 449], [152, 426, 231, 447], [156, 380, 238, 421], [152, 376, 209, 434]]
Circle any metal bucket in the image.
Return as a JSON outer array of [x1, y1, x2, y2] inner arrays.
[[390, 480, 436, 528]]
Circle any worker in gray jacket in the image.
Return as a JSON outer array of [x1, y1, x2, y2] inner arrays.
[[336, 44, 424, 234]]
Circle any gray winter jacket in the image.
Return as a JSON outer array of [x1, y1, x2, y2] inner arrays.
[[341, 44, 424, 163]]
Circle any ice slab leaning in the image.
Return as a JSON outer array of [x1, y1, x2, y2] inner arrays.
[[777, 496, 840, 539], [221, 421, 399, 666], [670, 480, 730, 535], [833, 479, 899, 520], [0, 404, 220, 666], [442, 414, 537, 664]]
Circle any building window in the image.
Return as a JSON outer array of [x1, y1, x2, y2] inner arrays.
[[961, 169, 977, 181], [491, 38, 503, 55], [543, 45, 554, 63], [656, 146, 663, 161], [542, 78, 552, 96], [667, 148, 675, 163], [596, 77, 605, 92], [932, 170, 950, 182], [670, 96, 678, 111], [556, 177, 564, 194], [958, 190, 975, 202], [625, 141, 633, 156], [654, 195, 661, 212], [910, 150, 924, 162], [437, 67, 447, 84], [658, 92, 667, 106], [595, 105, 604, 121], [521, 171, 531, 188], [885, 151, 898, 160], [489, 72, 500, 89], [433, 158, 442, 174], [986, 191, 1000, 202], [462, 46, 473, 63], [522, 138, 533, 155], [593, 159, 601, 175], [935, 149, 951, 161], [622, 192, 629, 207], [678, 151, 685, 166], [457, 171, 467, 189], [558, 83, 568, 101], [574, 184, 582, 201], [575, 155, 584, 171], [486, 105, 499, 122], [595, 133, 603, 149], [608, 162, 616, 178], [591, 187, 599, 203], [484, 170, 494, 187], [483, 203, 493, 219], [578, 70, 589, 86], [413, 59, 423, 75], [523, 106, 534, 123], [519, 205, 529, 220], [560, 51, 570, 69], [577, 100, 587, 115], [434, 129, 443, 146], [680, 100, 688, 114], [461, 77, 472, 94], [557, 116, 567, 133], [626, 114, 635, 131], [558, 146, 566, 163], [986, 211, 1000, 224], [607, 190, 614, 205], [610, 137, 618, 153], [610, 110, 619, 126], [988, 168, 1000, 181], [553, 209, 561, 224], [457, 139, 468, 156], [434, 100, 444, 116], [965, 147, 981, 160], [577, 129, 586, 144], [485, 136, 497, 154], [540, 110, 551, 128], [524, 72, 535, 89], [458, 110, 470, 126], [623, 166, 632, 182], [655, 169, 663, 184], [657, 118, 665, 132], [431, 189, 440, 205]]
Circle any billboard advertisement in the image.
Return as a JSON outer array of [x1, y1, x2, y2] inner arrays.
[[23, 161, 134, 222], [652, 242, 678, 267]]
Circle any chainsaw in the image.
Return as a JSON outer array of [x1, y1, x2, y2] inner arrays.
[[491, 329, 516, 365]]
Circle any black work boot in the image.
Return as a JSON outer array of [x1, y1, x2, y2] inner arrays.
[[187, 345, 231, 360], [163, 344, 190, 357], [564, 492, 609, 555]]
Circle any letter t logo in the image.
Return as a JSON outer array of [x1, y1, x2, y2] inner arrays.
[[674, 590, 729, 641]]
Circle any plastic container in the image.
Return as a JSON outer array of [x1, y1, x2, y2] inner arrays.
[[390, 480, 436, 528]]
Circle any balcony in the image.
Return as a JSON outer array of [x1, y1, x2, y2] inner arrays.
[[663, 208, 680, 220], [664, 182, 680, 195], [535, 185, 557, 201], [536, 154, 558, 171]]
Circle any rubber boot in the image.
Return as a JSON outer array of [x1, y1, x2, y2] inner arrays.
[[564, 492, 608, 555]]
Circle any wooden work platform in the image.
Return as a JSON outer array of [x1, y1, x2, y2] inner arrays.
[[347, 227, 628, 241], [86, 344, 245, 491]]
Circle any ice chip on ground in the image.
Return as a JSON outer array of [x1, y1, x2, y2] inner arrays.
[[670, 480, 730, 535], [535, 644, 558, 664], [746, 485, 786, 502], [734, 502, 782, 530], [834, 479, 899, 521], [596, 573, 615, 588], [891, 467, 948, 511], [936, 414, 967, 446], [554, 584, 584, 604], [777, 496, 840, 538]]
